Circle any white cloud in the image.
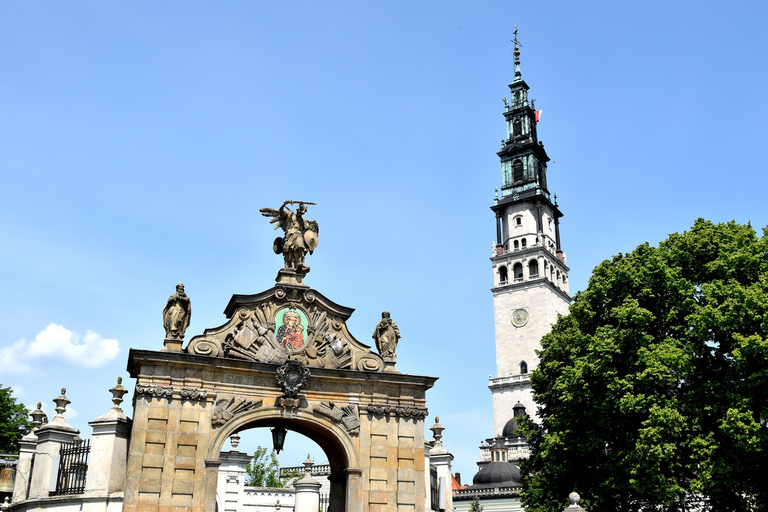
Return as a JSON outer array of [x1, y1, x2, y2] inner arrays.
[[10, 384, 25, 398], [0, 324, 120, 375], [0, 339, 32, 375], [63, 405, 78, 421]]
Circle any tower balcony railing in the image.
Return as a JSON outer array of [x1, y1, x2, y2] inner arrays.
[[501, 238, 558, 256], [489, 374, 530, 387]]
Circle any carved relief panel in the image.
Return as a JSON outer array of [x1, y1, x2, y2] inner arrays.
[[185, 285, 386, 372]]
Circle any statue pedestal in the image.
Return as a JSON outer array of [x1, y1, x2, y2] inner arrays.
[[276, 268, 310, 287], [162, 337, 184, 353], [383, 355, 399, 373]]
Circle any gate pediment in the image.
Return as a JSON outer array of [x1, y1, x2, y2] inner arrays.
[[186, 284, 387, 373]]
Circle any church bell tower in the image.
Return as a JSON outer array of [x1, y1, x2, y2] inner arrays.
[[488, 32, 571, 441]]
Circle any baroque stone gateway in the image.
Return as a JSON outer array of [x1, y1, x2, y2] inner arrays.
[[118, 201, 436, 512]]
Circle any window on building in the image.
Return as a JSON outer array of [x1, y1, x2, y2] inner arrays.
[[503, 161, 512, 187], [513, 263, 523, 281], [521, 238, 527, 249], [513, 118, 522, 137], [528, 259, 539, 277], [498, 266, 508, 285], [513, 240, 519, 251], [513, 160, 523, 182], [520, 361, 528, 374], [515, 216, 522, 226]]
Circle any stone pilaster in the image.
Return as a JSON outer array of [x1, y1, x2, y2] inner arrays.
[[85, 408, 132, 494], [428, 418, 453, 512], [294, 458, 322, 512], [12, 434, 37, 502]]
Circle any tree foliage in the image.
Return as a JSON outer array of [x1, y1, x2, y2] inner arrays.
[[244, 446, 299, 488], [468, 495, 484, 512], [245, 446, 283, 487], [519, 220, 768, 512], [0, 384, 32, 453]]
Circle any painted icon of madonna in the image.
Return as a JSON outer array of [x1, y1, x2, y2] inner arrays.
[[275, 308, 309, 351]]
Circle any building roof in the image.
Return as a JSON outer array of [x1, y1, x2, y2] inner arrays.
[[469, 461, 522, 489]]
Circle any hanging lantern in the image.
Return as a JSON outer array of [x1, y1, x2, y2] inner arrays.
[[271, 426, 287, 454]]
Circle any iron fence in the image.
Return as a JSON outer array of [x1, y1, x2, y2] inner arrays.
[[53, 439, 90, 495], [0, 454, 18, 469], [319, 492, 330, 512], [430, 464, 439, 510]]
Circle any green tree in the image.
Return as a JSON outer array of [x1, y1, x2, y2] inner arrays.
[[468, 495, 484, 512], [0, 384, 32, 453], [244, 446, 299, 488], [245, 446, 283, 487], [518, 219, 768, 512]]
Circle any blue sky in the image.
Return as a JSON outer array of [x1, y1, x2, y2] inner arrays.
[[1, 1, 767, 480]]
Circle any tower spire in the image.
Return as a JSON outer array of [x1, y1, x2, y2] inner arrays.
[[512, 25, 522, 81]]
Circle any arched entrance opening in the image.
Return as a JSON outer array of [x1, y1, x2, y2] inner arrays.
[[210, 411, 356, 512]]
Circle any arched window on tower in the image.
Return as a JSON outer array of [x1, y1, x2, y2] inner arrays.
[[528, 259, 539, 278], [513, 118, 522, 137], [513, 160, 524, 183], [513, 240, 519, 251], [498, 266, 508, 285], [513, 262, 523, 281], [520, 361, 528, 374], [521, 238, 527, 249]]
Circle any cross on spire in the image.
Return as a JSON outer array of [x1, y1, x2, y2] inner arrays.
[[512, 25, 522, 80]]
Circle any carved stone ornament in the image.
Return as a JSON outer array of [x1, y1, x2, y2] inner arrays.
[[394, 406, 429, 418], [276, 359, 310, 398], [184, 285, 388, 373], [365, 404, 428, 418], [180, 387, 208, 401], [313, 402, 360, 434], [135, 385, 174, 398], [212, 396, 264, 428], [365, 404, 391, 416]]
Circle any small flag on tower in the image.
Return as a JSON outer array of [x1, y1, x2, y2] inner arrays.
[[535, 110, 543, 122]]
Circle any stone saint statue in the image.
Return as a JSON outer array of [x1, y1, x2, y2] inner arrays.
[[163, 284, 191, 340], [260, 201, 319, 273], [372, 311, 400, 360]]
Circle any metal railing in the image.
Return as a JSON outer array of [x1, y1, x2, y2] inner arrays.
[[430, 464, 439, 510], [0, 454, 18, 469], [319, 493, 330, 512], [53, 439, 90, 495]]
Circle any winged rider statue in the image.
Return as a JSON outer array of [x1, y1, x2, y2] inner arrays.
[[260, 201, 319, 273]]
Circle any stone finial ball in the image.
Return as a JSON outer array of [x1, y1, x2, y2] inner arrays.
[[569, 492, 580, 505]]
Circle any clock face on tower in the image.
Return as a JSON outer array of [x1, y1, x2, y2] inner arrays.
[[512, 308, 529, 327]]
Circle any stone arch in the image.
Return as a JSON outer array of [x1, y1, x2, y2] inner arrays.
[[207, 408, 359, 512], [208, 408, 358, 467]]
